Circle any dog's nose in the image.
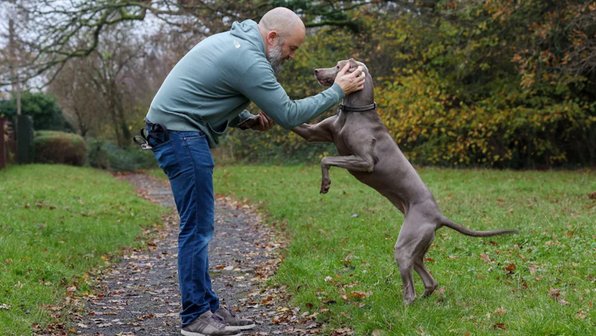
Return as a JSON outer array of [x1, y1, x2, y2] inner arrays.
[[314, 69, 319, 74]]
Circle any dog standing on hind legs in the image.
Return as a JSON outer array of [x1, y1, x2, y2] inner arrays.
[[292, 58, 518, 304]]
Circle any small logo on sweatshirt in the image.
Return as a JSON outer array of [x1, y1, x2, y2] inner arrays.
[[233, 39, 241, 48]]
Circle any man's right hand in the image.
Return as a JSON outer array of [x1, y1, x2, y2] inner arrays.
[[334, 63, 365, 95]]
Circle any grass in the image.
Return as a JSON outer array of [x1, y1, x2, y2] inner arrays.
[[0, 164, 167, 335], [214, 165, 595, 335]]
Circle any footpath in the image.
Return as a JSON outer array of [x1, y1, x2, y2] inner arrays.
[[68, 173, 321, 336]]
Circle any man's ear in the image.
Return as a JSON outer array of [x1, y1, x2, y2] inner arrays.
[[266, 31, 278, 45]]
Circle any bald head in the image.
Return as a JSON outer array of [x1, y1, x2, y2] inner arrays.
[[258, 7, 306, 72], [259, 7, 305, 37]]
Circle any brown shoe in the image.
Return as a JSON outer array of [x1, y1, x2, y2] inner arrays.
[[181, 311, 242, 336], [214, 306, 256, 331]]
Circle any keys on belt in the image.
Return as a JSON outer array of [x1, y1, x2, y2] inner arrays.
[[133, 122, 168, 150]]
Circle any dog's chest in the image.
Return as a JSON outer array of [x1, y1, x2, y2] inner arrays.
[[332, 113, 376, 155]]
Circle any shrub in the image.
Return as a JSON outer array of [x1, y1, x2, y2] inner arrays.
[[87, 138, 156, 172], [34, 131, 87, 166], [377, 73, 596, 168], [0, 92, 72, 131]]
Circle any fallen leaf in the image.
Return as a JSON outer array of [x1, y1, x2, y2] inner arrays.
[[576, 309, 587, 320], [558, 299, 569, 305], [505, 263, 516, 273], [261, 295, 274, 305], [480, 253, 492, 263], [349, 291, 371, 300], [493, 322, 507, 330], [494, 307, 507, 316], [549, 288, 560, 299], [331, 327, 354, 336], [548, 287, 569, 305]]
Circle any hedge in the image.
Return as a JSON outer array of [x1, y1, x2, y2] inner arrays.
[[34, 131, 87, 166]]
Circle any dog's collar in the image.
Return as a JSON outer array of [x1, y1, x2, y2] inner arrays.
[[339, 102, 377, 113]]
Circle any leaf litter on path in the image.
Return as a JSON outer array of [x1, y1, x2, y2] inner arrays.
[[39, 173, 324, 335]]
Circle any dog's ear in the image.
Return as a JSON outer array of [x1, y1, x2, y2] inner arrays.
[[348, 58, 358, 70]]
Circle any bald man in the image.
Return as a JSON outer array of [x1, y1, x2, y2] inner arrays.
[[144, 7, 364, 336]]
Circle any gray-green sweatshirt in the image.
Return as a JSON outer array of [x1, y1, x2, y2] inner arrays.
[[146, 19, 344, 147]]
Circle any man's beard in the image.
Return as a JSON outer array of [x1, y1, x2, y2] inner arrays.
[[267, 39, 285, 74]]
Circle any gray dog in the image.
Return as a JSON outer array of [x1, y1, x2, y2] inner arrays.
[[292, 59, 517, 304]]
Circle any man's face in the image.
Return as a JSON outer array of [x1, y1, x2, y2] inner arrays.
[[267, 30, 304, 73]]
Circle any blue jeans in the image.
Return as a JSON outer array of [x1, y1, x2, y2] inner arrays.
[[147, 125, 219, 326]]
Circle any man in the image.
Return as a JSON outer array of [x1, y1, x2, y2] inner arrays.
[[145, 7, 364, 336]]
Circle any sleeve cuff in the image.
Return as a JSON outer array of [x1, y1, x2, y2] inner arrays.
[[330, 83, 345, 100]]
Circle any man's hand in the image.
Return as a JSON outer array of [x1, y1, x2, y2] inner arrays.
[[251, 112, 274, 131], [334, 63, 365, 95]]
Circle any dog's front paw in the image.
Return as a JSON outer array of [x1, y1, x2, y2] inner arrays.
[[320, 179, 331, 194]]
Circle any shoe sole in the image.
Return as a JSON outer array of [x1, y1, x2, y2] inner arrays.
[[181, 330, 243, 336], [224, 323, 256, 331]]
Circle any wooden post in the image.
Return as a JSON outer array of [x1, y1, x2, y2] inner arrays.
[[16, 114, 34, 164], [0, 118, 6, 169]]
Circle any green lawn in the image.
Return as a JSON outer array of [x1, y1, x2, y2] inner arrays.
[[214, 165, 595, 335], [0, 165, 166, 335]]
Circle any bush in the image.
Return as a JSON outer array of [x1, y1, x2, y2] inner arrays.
[[87, 138, 156, 172], [0, 92, 72, 131], [377, 73, 596, 168], [34, 131, 87, 166]]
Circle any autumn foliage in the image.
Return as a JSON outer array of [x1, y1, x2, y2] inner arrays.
[[223, 0, 595, 168]]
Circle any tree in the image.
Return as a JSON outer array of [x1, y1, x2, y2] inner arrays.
[[0, 92, 70, 131], [1, 0, 376, 87], [47, 57, 103, 137], [0, 0, 31, 116], [49, 23, 167, 146]]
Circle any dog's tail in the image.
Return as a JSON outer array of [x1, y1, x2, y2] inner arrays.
[[440, 217, 518, 237]]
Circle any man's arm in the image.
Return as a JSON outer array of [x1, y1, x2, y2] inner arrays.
[[234, 61, 342, 129]]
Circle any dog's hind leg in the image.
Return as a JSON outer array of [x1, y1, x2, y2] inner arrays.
[[394, 245, 416, 304], [412, 227, 438, 297], [394, 223, 417, 304], [414, 257, 438, 297], [395, 214, 437, 304]]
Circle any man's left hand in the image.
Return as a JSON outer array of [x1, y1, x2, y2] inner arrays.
[[251, 112, 274, 131]]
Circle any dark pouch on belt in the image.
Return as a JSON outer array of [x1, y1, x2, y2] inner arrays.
[[133, 122, 169, 149]]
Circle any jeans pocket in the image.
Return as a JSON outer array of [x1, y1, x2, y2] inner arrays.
[[183, 134, 214, 168], [152, 142, 181, 179]]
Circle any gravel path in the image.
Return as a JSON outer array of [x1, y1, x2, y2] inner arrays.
[[69, 173, 321, 336]]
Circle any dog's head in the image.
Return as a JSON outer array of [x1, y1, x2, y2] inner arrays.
[[314, 58, 369, 87]]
